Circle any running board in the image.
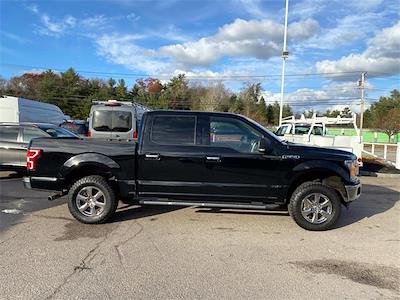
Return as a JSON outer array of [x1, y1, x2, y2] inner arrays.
[[139, 199, 286, 211]]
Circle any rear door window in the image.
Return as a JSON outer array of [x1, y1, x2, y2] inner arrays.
[[93, 111, 112, 132], [93, 111, 132, 132], [151, 116, 196, 145], [112, 111, 132, 132], [0, 127, 20, 142]]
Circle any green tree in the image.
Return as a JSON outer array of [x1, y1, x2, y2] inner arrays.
[[160, 74, 189, 109], [340, 107, 353, 118], [115, 79, 129, 99], [256, 96, 267, 124], [325, 109, 341, 117]]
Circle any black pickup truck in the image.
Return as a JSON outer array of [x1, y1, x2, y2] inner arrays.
[[23, 110, 361, 230]]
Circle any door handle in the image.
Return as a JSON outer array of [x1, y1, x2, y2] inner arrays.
[[205, 156, 222, 163], [145, 153, 161, 160]]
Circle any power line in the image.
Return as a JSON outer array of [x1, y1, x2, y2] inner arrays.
[[1, 63, 370, 79]]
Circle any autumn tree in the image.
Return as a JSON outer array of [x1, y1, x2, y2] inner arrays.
[[199, 82, 231, 112], [368, 90, 400, 142]]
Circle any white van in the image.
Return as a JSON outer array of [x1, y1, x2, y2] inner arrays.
[[0, 96, 67, 125], [88, 100, 149, 140]]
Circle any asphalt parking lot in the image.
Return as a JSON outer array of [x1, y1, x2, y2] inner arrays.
[[0, 175, 399, 299]]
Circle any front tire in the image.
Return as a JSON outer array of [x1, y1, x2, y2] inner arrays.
[[288, 182, 341, 231], [68, 175, 118, 224]]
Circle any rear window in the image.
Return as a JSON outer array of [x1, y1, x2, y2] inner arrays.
[[294, 125, 311, 135], [93, 111, 132, 132], [151, 116, 196, 145], [61, 122, 88, 135], [0, 127, 19, 142]]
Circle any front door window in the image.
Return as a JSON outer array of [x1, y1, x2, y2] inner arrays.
[[207, 116, 262, 153]]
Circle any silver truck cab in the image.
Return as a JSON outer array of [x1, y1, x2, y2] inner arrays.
[[88, 100, 149, 141]]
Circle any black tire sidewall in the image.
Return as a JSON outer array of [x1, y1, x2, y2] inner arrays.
[[289, 183, 341, 231], [68, 176, 116, 224]]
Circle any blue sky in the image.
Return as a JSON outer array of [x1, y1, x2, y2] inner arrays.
[[1, 0, 399, 112]]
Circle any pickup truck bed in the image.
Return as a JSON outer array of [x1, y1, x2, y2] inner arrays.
[[25, 138, 137, 196]]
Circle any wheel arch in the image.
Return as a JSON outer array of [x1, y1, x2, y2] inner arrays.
[[285, 161, 348, 204], [60, 153, 120, 189]]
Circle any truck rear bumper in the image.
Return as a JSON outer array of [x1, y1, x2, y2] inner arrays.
[[22, 177, 31, 189], [23, 176, 64, 191], [344, 182, 362, 202]]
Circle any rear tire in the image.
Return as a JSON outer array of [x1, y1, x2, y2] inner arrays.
[[68, 175, 118, 224], [288, 182, 341, 231]]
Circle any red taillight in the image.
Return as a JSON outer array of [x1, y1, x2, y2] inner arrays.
[[133, 131, 138, 139], [87, 129, 91, 138], [27, 149, 42, 171], [357, 157, 363, 167]]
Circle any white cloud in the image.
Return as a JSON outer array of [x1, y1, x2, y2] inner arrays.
[[95, 34, 168, 74], [306, 14, 381, 49], [345, 0, 384, 11], [159, 18, 319, 68], [263, 81, 365, 112], [1, 31, 30, 44], [26, 4, 39, 14], [94, 17, 319, 73], [316, 22, 400, 77], [37, 14, 76, 37], [80, 13, 140, 27], [235, 0, 269, 18], [290, 0, 326, 19], [80, 15, 109, 28]]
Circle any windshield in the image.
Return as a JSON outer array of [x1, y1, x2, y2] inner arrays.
[[275, 125, 289, 136], [93, 110, 132, 132], [241, 115, 282, 143]]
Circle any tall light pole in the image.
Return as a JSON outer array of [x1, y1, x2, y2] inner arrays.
[[279, 0, 289, 127], [359, 71, 367, 143]]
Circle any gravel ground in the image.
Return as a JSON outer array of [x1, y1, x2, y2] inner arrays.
[[0, 176, 399, 299]]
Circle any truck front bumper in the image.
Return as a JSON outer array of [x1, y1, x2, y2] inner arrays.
[[344, 182, 362, 202]]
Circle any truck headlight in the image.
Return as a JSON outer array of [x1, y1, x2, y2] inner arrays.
[[345, 159, 359, 180]]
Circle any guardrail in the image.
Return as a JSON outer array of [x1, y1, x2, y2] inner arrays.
[[362, 142, 400, 170]]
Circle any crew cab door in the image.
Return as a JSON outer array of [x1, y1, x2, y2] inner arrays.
[[198, 115, 283, 202], [137, 113, 205, 199]]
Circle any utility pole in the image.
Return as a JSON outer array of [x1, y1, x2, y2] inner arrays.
[[359, 72, 367, 143], [279, 0, 289, 127]]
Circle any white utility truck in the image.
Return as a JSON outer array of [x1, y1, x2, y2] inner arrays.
[[276, 114, 363, 166]]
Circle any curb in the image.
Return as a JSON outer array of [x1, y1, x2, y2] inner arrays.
[[360, 170, 400, 178]]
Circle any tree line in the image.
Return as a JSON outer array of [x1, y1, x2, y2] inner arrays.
[[0, 68, 292, 125], [0, 68, 399, 139]]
